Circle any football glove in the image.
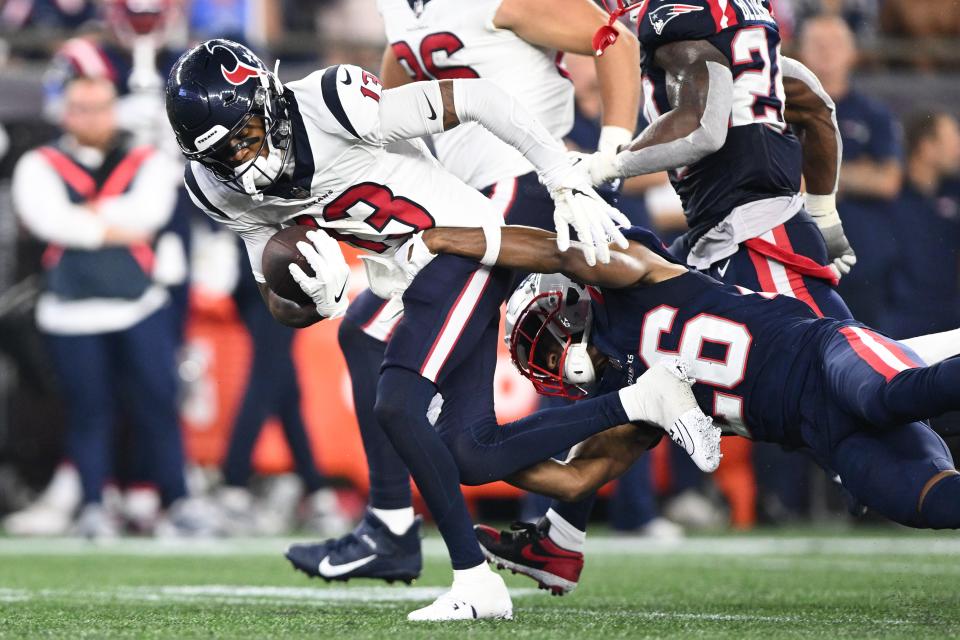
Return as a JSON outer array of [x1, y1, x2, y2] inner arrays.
[[806, 193, 857, 278], [549, 161, 631, 266], [289, 230, 350, 318]]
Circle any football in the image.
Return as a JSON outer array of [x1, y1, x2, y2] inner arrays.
[[261, 225, 316, 306]]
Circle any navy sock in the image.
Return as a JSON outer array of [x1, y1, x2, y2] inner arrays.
[[338, 319, 411, 510], [550, 495, 596, 533], [375, 367, 483, 569], [920, 473, 960, 529]]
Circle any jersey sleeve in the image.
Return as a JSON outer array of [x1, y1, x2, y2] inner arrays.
[[182, 162, 276, 282], [300, 64, 385, 145]]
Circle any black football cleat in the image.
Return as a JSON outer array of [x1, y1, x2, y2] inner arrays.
[[285, 509, 422, 584], [475, 518, 584, 596]]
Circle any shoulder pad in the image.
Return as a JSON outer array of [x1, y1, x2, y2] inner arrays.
[[637, 1, 718, 52], [291, 64, 383, 143]]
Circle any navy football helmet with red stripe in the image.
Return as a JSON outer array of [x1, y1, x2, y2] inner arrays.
[[165, 39, 292, 195]]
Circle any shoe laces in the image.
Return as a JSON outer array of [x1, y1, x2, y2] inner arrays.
[[501, 520, 544, 545]]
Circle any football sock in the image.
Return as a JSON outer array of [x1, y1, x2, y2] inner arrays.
[[545, 508, 587, 552], [338, 318, 412, 510], [375, 366, 484, 570], [371, 507, 415, 536], [550, 495, 596, 538], [919, 472, 960, 529], [452, 562, 494, 586]]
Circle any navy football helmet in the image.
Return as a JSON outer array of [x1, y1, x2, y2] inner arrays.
[[165, 39, 292, 196]]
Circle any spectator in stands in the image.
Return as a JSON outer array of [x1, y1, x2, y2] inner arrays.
[[8, 76, 197, 537], [880, 0, 960, 69], [800, 14, 902, 327], [0, 0, 96, 31], [791, 0, 879, 43], [882, 111, 960, 339]]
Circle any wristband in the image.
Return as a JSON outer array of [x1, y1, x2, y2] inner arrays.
[[480, 223, 502, 267], [805, 193, 841, 227]]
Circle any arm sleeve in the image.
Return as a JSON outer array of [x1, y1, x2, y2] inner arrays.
[[11, 151, 106, 248], [95, 152, 180, 234], [314, 65, 387, 144], [612, 60, 733, 177], [781, 56, 842, 193], [378, 80, 446, 143]]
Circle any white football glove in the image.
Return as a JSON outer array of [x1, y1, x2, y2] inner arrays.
[[575, 125, 633, 186], [806, 193, 857, 279], [548, 160, 631, 266], [392, 232, 436, 284], [289, 230, 350, 319]]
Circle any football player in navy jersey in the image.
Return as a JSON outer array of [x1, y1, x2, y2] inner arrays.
[[581, 0, 855, 321], [413, 223, 960, 595]]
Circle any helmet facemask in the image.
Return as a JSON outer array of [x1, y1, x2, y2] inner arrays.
[[186, 67, 292, 200], [507, 279, 597, 400]]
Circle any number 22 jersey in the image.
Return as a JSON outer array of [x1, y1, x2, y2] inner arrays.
[[635, 0, 803, 245]]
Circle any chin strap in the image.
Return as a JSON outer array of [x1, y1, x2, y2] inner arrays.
[[593, 0, 648, 56], [563, 315, 596, 387]]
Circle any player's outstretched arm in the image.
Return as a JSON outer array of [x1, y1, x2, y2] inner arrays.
[[420, 225, 685, 288], [584, 40, 733, 184], [505, 424, 658, 502]]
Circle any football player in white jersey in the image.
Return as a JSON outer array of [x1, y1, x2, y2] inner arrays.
[[286, 0, 645, 592], [166, 39, 632, 621]]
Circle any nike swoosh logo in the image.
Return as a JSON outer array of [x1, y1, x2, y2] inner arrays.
[[318, 554, 376, 577], [716, 259, 731, 279], [423, 92, 437, 121], [341, 68, 352, 85], [333, 280, 347, 303], [571, 157, 583, 166], [570, 188, 589, 198], [520, 545, 557, 566]]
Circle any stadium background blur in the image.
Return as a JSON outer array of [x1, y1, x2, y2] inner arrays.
[[0, 0, 958, 539]]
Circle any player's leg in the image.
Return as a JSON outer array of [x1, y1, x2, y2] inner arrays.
[[822, 326, 960, 428], [377, 255, 514, 621], [827, 421, 960, 528], [286, 290, 420, 583], [475, 425, 657, 596]]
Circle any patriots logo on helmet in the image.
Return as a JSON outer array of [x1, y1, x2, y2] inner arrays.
[[649, 3, 704, 35], [205, 41, 261, 86]]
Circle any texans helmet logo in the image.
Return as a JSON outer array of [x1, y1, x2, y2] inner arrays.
[[649, 3, 704, 35], [206, 42, 261, 86]]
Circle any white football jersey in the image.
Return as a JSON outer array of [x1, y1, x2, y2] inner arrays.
[[183, 64, 501, 287], [378, 0, 575, 189]]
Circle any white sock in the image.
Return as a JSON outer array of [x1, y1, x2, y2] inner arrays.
[[370, 507, 415, 536], [453, 561, 493, 587], [545, 508, 586, 553]]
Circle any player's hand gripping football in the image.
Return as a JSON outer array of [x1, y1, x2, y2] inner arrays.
[[548, 159, 631, 266], [289, 230, 350, 319]]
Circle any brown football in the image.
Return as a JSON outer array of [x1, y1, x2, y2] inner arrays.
[[261, 226, 315, 306]]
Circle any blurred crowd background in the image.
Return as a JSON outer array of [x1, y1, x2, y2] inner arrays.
[[0, 0, 958, 540]]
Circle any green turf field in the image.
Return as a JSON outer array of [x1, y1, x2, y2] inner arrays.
[[0, 529, 958, 639]]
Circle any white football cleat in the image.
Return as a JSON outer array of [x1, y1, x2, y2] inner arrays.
[[618, 359, 722, 473], [3, 463, 81, 536], [407, 571, 513, 621]]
